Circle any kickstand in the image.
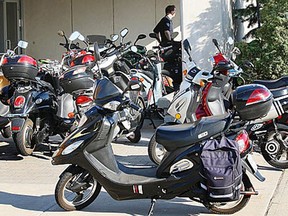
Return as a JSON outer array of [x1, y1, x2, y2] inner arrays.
[[147, 199, 156, 216]]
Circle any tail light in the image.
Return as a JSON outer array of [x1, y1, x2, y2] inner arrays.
[[12, 126, 21, 131], [76, 95, 93, 105], [17, 56, 37, 67], [246, 88, 272, 106], [2, 57, 8, 65], [235, 130, 251, 155], [82, 55, 95, 64], [14, 96, 25, 108], [131, 76, 139, 81]]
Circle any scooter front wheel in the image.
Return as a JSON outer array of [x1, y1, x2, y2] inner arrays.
[[13, 118, 35, 156], [55, 167, 101, 211]]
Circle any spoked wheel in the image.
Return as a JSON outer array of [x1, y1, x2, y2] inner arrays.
[[205, 179, 251, 214], [148, 133, 167, 165], [261, 130, 288, 169], [55, 167, 101, 211], [13, 118, 35, 156]]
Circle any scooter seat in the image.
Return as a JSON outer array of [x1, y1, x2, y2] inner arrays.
[[156, 114, 230, 152], [270, 86, 288, 98], [0, 116, 9, 128], [253, 76, 288, 89]]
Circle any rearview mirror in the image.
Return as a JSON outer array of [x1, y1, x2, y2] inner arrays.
[[69, 31, 81, 41], [120, 28, 129, 38], [17, 40, 28, 49], [57, 30, 65, 37], [110, 34, 119, 42], [137, 34, 146, 40], [149, 33, 157, 39]]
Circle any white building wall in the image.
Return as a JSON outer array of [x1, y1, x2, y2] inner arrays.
[[22, 0, 180, 59], [22, 0, 233, 70], [181, 0, 234, 70]]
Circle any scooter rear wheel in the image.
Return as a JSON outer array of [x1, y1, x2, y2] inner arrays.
[[204, 179, 251, 214], [55, 168, 101, 211], [13, 118, 35, 156]]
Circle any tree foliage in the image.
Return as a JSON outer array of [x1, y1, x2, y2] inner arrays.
[[234, 0, 288, 80]]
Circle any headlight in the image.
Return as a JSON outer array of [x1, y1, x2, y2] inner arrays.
[[103, 101, 121, 111], [78, 114, 88, 127], [62, 140, 84, 155]]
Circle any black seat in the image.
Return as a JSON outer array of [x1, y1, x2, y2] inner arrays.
[[156, 114, 230, 152], [253, 76, 288, 89], [270, 86, 288, 98]]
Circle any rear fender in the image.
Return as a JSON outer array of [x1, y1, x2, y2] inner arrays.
[[11, 118, 26, 133]]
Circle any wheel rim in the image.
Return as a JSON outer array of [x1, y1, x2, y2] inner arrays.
[[24, 125, 34, 148], [266, 131, 288, 164], [208, 184, 247, 210], [62, 173, 98, 207], [155, 143, 167, 162]]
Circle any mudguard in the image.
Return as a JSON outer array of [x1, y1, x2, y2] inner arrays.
[[11, 118, 25, 132]]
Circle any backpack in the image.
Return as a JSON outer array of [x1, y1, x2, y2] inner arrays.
[[200, 136, 242, 202]]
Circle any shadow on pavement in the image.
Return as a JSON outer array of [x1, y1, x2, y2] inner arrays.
[[0, 190, 208, 215]]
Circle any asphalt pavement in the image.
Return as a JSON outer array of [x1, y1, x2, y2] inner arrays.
[[0, 120, 287, 216]]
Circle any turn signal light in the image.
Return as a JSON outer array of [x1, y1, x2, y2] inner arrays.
[[68, 112, 75, 118], [183, 69, 188, 76], [199, 80, 205, 87]]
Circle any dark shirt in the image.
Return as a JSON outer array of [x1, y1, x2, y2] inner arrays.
[[153, 16, 173, 46]]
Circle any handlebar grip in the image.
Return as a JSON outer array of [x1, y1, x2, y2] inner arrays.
[[129, 103, 142, 112]]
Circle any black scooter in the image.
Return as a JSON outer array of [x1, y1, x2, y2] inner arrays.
[[52, 44, 262, 215], [1, 48, 75, 156]]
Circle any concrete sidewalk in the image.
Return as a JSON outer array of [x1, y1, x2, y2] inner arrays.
[[0, 125, 286, 216]]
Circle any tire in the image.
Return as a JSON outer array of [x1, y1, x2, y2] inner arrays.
[[13, 118, 35, 156], [205, 177, 251, 214], [1, 126, 12, 138], [127, 127, 141, 143], [55, 167, 101, 211], [260, 130, 288, 169], [148, 133, 167, 165]]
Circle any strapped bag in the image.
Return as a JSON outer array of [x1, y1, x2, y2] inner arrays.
[[200, 136, 242, 202]]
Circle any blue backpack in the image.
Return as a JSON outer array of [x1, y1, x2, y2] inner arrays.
[[200, 136, 242, 202]]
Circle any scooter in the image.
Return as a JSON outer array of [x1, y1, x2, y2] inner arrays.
[[52, 44, 264, 215], [1, 41, 75, 156]]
